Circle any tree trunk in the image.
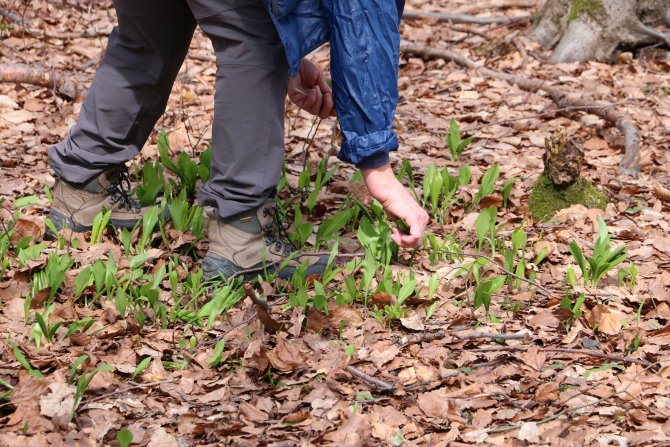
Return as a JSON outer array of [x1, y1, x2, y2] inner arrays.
[[531, 0, 670, 63]]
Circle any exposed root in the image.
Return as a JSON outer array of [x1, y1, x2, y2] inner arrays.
[[403, 9, 531, 25], [401, 42, 642, 176], [0, 63, 80, 100]]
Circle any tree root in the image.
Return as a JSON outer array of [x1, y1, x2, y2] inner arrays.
[[469, 346, 652, 366], [401, 42, 641, 176], [403, 9, 531, 25], [0, 63, 80, 100]]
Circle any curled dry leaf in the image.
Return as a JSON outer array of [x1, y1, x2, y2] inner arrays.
[[654, 182, 670, 202], [11, 217, 44, 245]]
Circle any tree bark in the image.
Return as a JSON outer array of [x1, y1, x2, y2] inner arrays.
[[0, 64, 80, 100], [531, 0, 670, 63]]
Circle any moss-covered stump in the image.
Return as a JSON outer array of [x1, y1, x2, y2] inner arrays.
[[527, 173, 608, 221]]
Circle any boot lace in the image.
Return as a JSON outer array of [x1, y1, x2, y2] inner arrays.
[[262, 205, 294, 256], [106, 170, 142, 213]]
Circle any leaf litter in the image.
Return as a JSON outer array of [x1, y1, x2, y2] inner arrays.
[[1, 0, 670, 446]]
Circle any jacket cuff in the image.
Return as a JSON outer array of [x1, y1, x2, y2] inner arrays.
[[337, 130, 398, 167]]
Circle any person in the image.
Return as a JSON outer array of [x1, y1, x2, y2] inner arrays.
[[47, 0, 428, 280]]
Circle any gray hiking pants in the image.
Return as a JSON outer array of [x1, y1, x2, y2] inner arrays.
[[48, 0, 289, 217]]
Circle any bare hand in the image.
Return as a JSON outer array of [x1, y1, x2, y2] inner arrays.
[[288, 58, 336, 119], [362, 164, 429, 248]]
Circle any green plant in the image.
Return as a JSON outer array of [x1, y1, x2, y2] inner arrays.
[[502, 177, 519, 208], [132, 357, 152, 380], [26, 251, 73, 321], [135, 160, 165, 206], [290, 205, 313, 249], [157, 130, 211, 198], [560, 292, 586, 331], [208, 339, 226, 369], [569, 217, 627, 287], [169, 190, 204, 238], [117, 429, 133, 447], [315, 207, 358, 247], [475, 207, 500, 255], [421, 163, 464, 223], [617, 262, 638, 291], [8, 339, 44, 378], [471, 164, 500, 209], [71, 363, 114, 419], [297, 158, 337, 212], [446, 118, 474, 161], [90, 209, 111, 245], [136, 206, 159, 252]]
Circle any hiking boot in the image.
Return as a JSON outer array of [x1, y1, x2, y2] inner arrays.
[[49, 168, 153, 233], [201, 199, 328, 281]]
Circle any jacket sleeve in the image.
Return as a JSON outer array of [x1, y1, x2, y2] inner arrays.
[[322, 0, 404, 169]]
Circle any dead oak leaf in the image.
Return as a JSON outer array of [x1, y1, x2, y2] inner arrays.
[[418, 389, 451, 419], [267, 337, 306, 372], [368, 340, 400, 369], [519, 346, 546, 371], [39, 382, 75, 420], [11, 217, 44, 245]]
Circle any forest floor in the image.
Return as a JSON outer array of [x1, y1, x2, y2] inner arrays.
[[1, 1, 670, 446]]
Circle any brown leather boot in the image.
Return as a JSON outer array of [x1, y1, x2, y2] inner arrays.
[[201, 199, 328, 281], [49, 168, 153, 232]]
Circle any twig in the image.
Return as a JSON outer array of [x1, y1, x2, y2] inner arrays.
[[403, 10, 531, 25], [469, 345, 652, 366], [466, 101, 631, 133], [0, 63, 80, 100], [243, 283, 270, 311], [402, 330, 530, 346], [0, 7, 29, 26], [404, 370, 460, 391], [401, 42, 642, 176], [83, 378, 179, 404], [347, 365, 397, 392]]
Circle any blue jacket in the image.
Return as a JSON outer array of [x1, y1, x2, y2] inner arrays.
[[265, 0, 405, 169]]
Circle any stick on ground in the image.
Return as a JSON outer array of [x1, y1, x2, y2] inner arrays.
[[401, 42, 641, 176]]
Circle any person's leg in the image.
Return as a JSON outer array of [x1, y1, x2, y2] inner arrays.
[[49, 0, 196, 184], [187, 0, 288, 218], [186, 0, 327, 280], [47, 0, 196, 231]]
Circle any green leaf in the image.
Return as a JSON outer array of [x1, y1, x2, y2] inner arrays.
[[157, 130, 177, 173], [475, 164, 500, 205], [316, 208, 354, 245], [117, 428, 133, 447], [502, 177, 519, 208], [132, 357, 152, 381], [208, 339, 226, 368], [459, 163, 472, 186], [69, 355, 89, 384], [569, 242, 587, 280], [14, 195, 39, 208], [8, 339, 44, 378]]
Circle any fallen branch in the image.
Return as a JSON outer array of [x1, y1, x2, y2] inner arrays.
[[469, 345, 652, 366], [403, 9, 531, 25], [0, 7, 28, 26], [347, 365, 397, 393], [401, 42, 641, 176], [0, 63, 80, 100], [83, 377, 180, 404], [243, 283, 281, 333], [402, 330, 531, 346]]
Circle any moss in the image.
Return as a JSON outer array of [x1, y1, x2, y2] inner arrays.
[[567, 0, 605, 23], [527, 173, 608, 221]]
